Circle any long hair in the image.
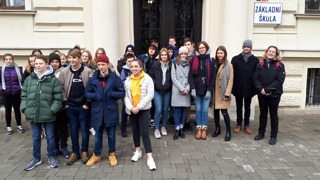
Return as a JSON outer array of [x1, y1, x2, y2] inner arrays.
[[175, 53, 190, 65], [26, 54, 36, 73], [3, 53, 14, 62], [95, 48, 106, 58], [81, 50, 96, 68], [262, 45, 280, 60], [158, 48, 169, 62], [214, 46, 228, 65]]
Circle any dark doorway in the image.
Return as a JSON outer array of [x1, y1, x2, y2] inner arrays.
[[133, 0, 202, 54]]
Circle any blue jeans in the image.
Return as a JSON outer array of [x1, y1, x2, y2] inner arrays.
[[173, 107, 187, 129], [66, 105, 90, 156], [194, 95, 211, 127], [31, 121, 55, 159], [154, 91, 171, 130], [94, 125, 116, 156]]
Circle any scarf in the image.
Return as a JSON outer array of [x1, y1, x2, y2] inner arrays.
[[241, 52, 252, 63], [130, 71, 145, 107], [1, 63, 22, 90], [220, 62, 231, 100], [192, 54, 211, 86], [180, 59, 187, 66]]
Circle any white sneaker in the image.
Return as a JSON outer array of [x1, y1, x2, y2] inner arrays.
[[147, 157, 156, 171], [89, 127, 96, 136], [154, 129, 161, 139], [131, 151, 142, 162], [161, 127, 167, 136]]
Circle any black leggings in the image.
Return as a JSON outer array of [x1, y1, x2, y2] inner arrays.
[[130, 109, 152, 153], [54, 110, 69, 149], [3, 94, 21, 127], [214, 109, 231, 131]]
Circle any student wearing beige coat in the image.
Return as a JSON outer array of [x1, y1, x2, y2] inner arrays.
[[212, 46, 234, 141]]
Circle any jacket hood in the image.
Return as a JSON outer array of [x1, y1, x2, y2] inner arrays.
[[122, 64, 130, 70], [34, 65, 54, 79], [166, 44, 175, 50], [124, 44, 136, 55]]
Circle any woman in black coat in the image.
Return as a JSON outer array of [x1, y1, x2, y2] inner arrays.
[[253, 45, 285, 145]]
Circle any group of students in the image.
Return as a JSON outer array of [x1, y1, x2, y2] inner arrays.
[[0, 37, 285, 172]]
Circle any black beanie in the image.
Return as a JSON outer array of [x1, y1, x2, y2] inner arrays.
[[48, 53, 61, 67]]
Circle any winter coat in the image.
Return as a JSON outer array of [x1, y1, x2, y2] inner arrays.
[[189, 54, 216, 95], [171, 63, 191, 107], [231, 53, 259, 97], [149, 61, 172, 92], [253, 59, 285, 98], [0, 66, 22, 95], [20, 68, 63, 123], [137, 53, 157, 74], [124, 73, 154, 115], [59, 65, 93, 102], [85, 71, 125, 129], [120, 64, 132, 82], [214, 62, 234, 109]]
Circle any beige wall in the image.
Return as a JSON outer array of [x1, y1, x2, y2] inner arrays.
[[0, 0, 319, 109]]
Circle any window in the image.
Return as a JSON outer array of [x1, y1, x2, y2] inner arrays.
[[0, 0, 25, 9], [305, 0, 320, 13], [306, 68, 320, 106]]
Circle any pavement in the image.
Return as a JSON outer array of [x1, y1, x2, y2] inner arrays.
[[0, 108, 320, 180]]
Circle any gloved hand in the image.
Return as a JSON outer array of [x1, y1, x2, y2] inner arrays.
[[204, 91, 211, 99], [191, 89, 196, 100]]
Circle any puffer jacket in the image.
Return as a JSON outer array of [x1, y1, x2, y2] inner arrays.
[[20, 67, 63, 123], [85, 71, 125, 129], [0, 66, 22, 95]]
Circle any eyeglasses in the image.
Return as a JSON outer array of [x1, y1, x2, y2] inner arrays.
[[198, 47, 206, 50]]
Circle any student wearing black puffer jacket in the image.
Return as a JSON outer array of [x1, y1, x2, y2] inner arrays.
[[149, 48, 172, 139], [253, 45, 286, 145]]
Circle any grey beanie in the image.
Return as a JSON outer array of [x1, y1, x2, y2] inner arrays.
[[243, 39, 252, 48]]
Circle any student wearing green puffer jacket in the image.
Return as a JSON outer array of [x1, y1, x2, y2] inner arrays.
[[21, 55, 63, 171]]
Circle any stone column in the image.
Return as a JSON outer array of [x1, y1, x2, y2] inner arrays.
[[91, 0, 119, 66]]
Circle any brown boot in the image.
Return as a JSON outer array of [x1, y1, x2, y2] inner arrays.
[[233, 125, 242, 133], [195, 127, 202, 140], [201, 127, 207, 140], [244, 126, 252, 134], [109, 152, 118, 166]]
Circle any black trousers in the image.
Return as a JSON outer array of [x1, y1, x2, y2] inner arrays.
[[235, 96, 253, 126], [258, 96, 281, 138], [3, 94, 21, 127], [54, 110, 69, 149], [130, 109, 152, 153]]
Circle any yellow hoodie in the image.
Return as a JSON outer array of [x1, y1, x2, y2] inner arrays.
[[130, 71, 145, 107]]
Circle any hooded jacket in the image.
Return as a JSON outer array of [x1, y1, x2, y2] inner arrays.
[[21, 66, 63, 123]]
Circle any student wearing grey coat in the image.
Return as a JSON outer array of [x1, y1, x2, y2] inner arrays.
[[171, 46, 191, 140]]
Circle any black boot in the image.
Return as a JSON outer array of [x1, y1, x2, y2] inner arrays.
[[212, 126, 221, 137], [225, 130, 231, 141], [173, 130, 179, 140], [179, 129, 185, 138], [183, 121, 193, 131]]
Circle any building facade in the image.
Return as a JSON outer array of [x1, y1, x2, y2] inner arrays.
[[0, 0, 319, 110]]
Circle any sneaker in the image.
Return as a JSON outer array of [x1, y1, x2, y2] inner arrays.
[[61, 147, 70, 159], [25, 158, 42, 171], [149, 119, 155, 128], [131, 151, 142, 162], [161, 127, 167, 136], [17, 126, 25, 133], [154, 129, 161, 139], [147, 157, 156, 171], [7, 129, 13, 135], [66, 153, 80, 165], [109, 152, 118, 166], [48, 157, 59, 168], [81, 151, 89, 164], [89, 127, 96, 136], [86, 153, 101, 167]]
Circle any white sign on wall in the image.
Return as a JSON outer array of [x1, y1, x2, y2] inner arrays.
[[254, 2, 283, 24]]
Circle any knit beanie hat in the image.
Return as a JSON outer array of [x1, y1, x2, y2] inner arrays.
[[48, 53, 61, 67], [179, 46, 188, 54], [96, 54, 109, 64], [243, 39, 252, 48], [166, 44, 174, 50]]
